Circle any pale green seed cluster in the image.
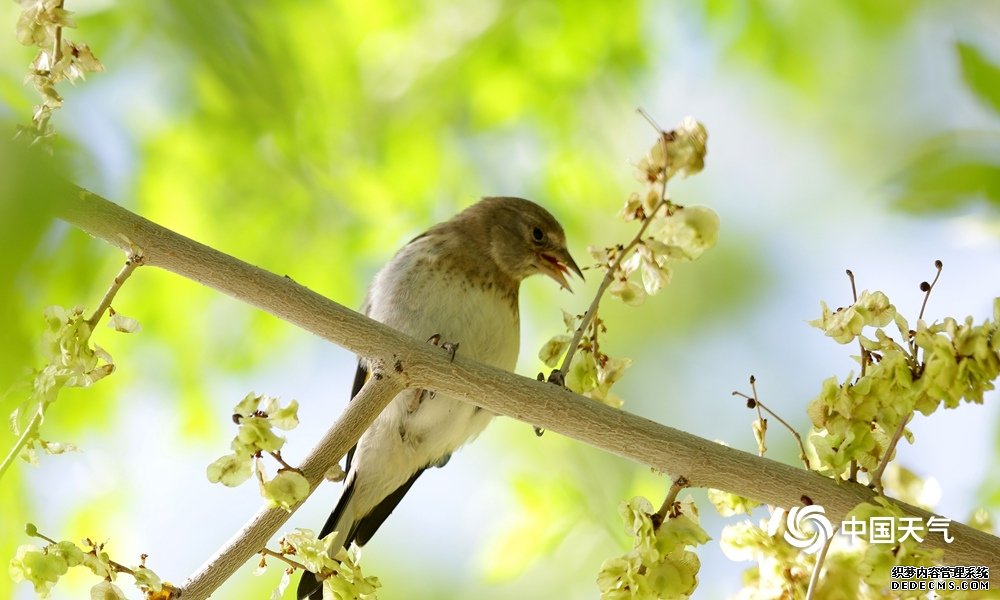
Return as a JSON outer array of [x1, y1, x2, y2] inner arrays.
[[597, 497, 710, 600], [14, 0, 104, 145], [711, 281, 1000, 599], [9, 304, 141, 467], [9, 528, 162, 600], [847, 498, 943, 592], [539, 117, 717, 410], [808, 295, 1000, 477], [707, 489, 761, 518], [205, 392, 309, 511], [260, 529, 380, 600]]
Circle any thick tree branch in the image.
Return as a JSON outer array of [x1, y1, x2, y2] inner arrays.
[[56, 189, 1000, 594]]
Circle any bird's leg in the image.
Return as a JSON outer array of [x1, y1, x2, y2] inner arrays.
[[407, 390, 428, 412], [426, 333, 460, 363], [420, 334, 441, 401], [414, 334, 460, 408], [532, 372, 546, 436], [441, 341, 459, 362]]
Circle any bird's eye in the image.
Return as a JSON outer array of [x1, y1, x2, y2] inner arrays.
[[531, 226, 544, 243]]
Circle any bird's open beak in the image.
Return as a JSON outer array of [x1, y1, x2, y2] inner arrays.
[[538, 248, 584, 292]]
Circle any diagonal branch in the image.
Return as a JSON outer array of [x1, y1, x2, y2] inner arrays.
[[181, 368, 404, 600], [55, 188, 1000, 596]]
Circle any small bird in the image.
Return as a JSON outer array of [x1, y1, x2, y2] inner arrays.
[[297, 197, 581, 599]]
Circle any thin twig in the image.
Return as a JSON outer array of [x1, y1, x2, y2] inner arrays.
[[846, 269, 862, 482], [48, 533, 142, 578], [846, 269, 870, 378], [636, 107, 664, 132], [86, 254, 144, 330], [909, 260, 944, 365], [918, 260, 943, 321], [30, 527, 180, 594], [805, 525, 839, 600], [871, 414, 912, 494], [871, 261, 941, 488], [31, 530, 58, 545], [105, 554, 180, 595], [260, 547, 308, 572], [749, 376, 767, 456], [52, 0, 65, 64], [554, 113, 672, 382], [0, 406, 44, 480], [653, 476, 689, 528], [268, 451, 300, 473], [0, 255, 141, 483], [733, 387, 811, 470], [553, 226, 656, 382]]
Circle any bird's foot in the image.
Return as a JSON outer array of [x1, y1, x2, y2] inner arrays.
[[427, 333, 460, 362], [532, 373, 549, 436]]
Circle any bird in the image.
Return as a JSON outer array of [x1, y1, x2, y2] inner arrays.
[[297, 196, 582, 599]]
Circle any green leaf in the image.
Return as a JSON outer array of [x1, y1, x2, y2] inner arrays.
[[890, 133, 1000, 213], [957, 41, 1000, 116]]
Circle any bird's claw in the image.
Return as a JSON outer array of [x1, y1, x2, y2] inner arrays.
[[427, 333, 460, 362], [532, 373, 551, 436]]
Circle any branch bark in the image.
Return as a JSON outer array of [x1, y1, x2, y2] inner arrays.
[[180, 370, 404, 599], [56, 188, 1000, 596]]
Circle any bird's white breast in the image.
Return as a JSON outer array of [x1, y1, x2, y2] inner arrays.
[[349, 234, 520, 516]]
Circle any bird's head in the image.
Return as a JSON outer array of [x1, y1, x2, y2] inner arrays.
[[474, 197, 583, 291]]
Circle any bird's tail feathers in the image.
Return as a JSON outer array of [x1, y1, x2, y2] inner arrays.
[[319, 476, 358, 550], [296, 478, 358, 600]]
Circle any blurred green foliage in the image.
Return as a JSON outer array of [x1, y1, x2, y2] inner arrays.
[[892, 41, 1000, 214], [958, 41, 1000, 116], [891, 132, 1000, 213], [0, 138, 66, 392], [702, 0, 919, 93]]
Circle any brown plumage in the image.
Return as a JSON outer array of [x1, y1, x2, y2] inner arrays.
[[298, 197, 581, 599]]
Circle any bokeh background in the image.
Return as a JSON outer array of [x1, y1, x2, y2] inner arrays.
[[2, 1, 999, 598]]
